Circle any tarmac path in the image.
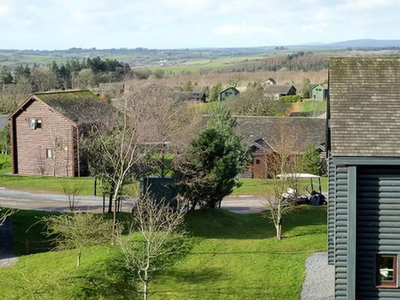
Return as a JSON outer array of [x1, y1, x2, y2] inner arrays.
[[0, 188, 267, 214]]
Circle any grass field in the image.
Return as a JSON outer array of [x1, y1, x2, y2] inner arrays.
[[0, 207, 327, 299], [300, 101, 327, 113], [232, 177, 328, 195], [0, 155, 327, 197]]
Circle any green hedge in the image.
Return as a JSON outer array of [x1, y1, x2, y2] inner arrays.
[[280, 95, 300, 103]]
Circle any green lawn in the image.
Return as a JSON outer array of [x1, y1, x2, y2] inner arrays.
[[232, 177, 328, 195], [0, 207, 327, 299], [1, 155, 327, 197], [300, 101, 327, 113]]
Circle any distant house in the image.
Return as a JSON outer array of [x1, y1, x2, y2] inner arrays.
[[202, 115, 326, 179], [310, 84, 327, 101], [219, 87, 239, 101], [328, 57, 400, 300], [98, 82, 125, 99], [9, 90, 114, 177], [176, 91, 206, 102], [264, 85, 296, 100], [261, 78, 277, 87]]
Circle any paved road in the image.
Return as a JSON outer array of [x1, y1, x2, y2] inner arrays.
[[0, 188, 267, 214]]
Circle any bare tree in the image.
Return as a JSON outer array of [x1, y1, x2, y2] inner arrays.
[[0, 208, 15, 227], [60, 180, 82, 212], [0, 82, 31, 114], [118, 195, 186, 300], [260, 118, 305, 240], [31, 65, 56, 92], [85, 81, 198, 233], [42, 213, 115, 266]]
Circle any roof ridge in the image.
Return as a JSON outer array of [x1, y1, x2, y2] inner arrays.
[[34, 89, 90, 96]]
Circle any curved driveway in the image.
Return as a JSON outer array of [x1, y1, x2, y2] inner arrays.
[[0, 188, 267, 214]]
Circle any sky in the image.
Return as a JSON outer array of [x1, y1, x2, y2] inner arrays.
[[0, 0, 399, 50]]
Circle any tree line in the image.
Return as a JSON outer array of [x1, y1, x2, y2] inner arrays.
[[0, 56, 131, 91]]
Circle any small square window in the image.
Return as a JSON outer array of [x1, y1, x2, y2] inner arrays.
[[255, 159, 261, 165], [29, 118, 42, 130], [46, 149, 52, 159], [29, 118, 36, 130], [377, 254, 398, 288]]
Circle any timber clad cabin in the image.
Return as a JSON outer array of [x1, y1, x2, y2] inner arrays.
[[311, 83, 328, 101], [202, 115, 326, 179], [261, 78, 276, 87], [9, 90, 114, 177], [219, 87, 239, 101], [263, 84, 296, 100], [175, 91, 206, 102], [328, 57, 400, 299], [234, 116, 325, 178]]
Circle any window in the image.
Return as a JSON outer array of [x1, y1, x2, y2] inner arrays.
[[29, 118, 42, 130], [377, 254, 398, 288], [255, 159, 261, 165], [56, 138, 62, 148], [46, 149, 52, 159]]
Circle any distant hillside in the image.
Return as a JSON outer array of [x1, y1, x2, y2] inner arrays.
[[328, 39, 400, 48]]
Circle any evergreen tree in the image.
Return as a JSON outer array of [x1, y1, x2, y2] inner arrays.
[[173, 106, 252, 210], [303, 143, 321, 175], [209, 83, 222, 102]]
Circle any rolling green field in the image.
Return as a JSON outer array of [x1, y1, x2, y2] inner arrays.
[[0, 207, 327, 299]]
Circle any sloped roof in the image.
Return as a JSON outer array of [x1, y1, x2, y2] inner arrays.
[[262, 78, 276, 84], [263, 85, 295, 94], [31, 90, 114, 125], [220, 87, 240, 94], [311, 84, 327, 91], [0, 115, 8, 130], [329, 57, 400, 157], [175, 91, 205, 100], [202, 115, 325, 152]]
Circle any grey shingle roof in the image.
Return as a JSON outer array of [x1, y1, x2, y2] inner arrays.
[[263, 85, 295, 94], [202, 115, 325, 152], [175, 92, 205, 101], [0, 115, 8, 130], [329, 57, 400, 157]]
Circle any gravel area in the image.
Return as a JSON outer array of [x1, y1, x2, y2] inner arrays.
[[0, 219, 18, 268], [301, 252, 334, 300]]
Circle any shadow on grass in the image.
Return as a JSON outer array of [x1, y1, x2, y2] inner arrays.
[[185, 206, 327, 240], [0, 254, 137, 300], [62, 257, 136, 299], [158, 267, 226, 285]]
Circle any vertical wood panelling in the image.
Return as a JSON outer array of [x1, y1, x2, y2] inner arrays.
[[14, 99, 75, 177]]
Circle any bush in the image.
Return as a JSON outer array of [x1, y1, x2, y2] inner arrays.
[[280, 95, 300, 103]]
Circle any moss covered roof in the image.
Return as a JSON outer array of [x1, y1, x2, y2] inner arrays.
[[34, 90, 114, 125], [329, 57, 400, 157]]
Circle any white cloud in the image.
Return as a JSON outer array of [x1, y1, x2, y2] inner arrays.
[[214, 24, 274, 35], [70, 11, 92, 24], [0, 4, 8, 15]]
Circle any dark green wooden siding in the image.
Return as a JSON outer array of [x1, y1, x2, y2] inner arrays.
[[356, 166, 400, 299], [335, 165, 349, 300], [328, 157, 335, 265]]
